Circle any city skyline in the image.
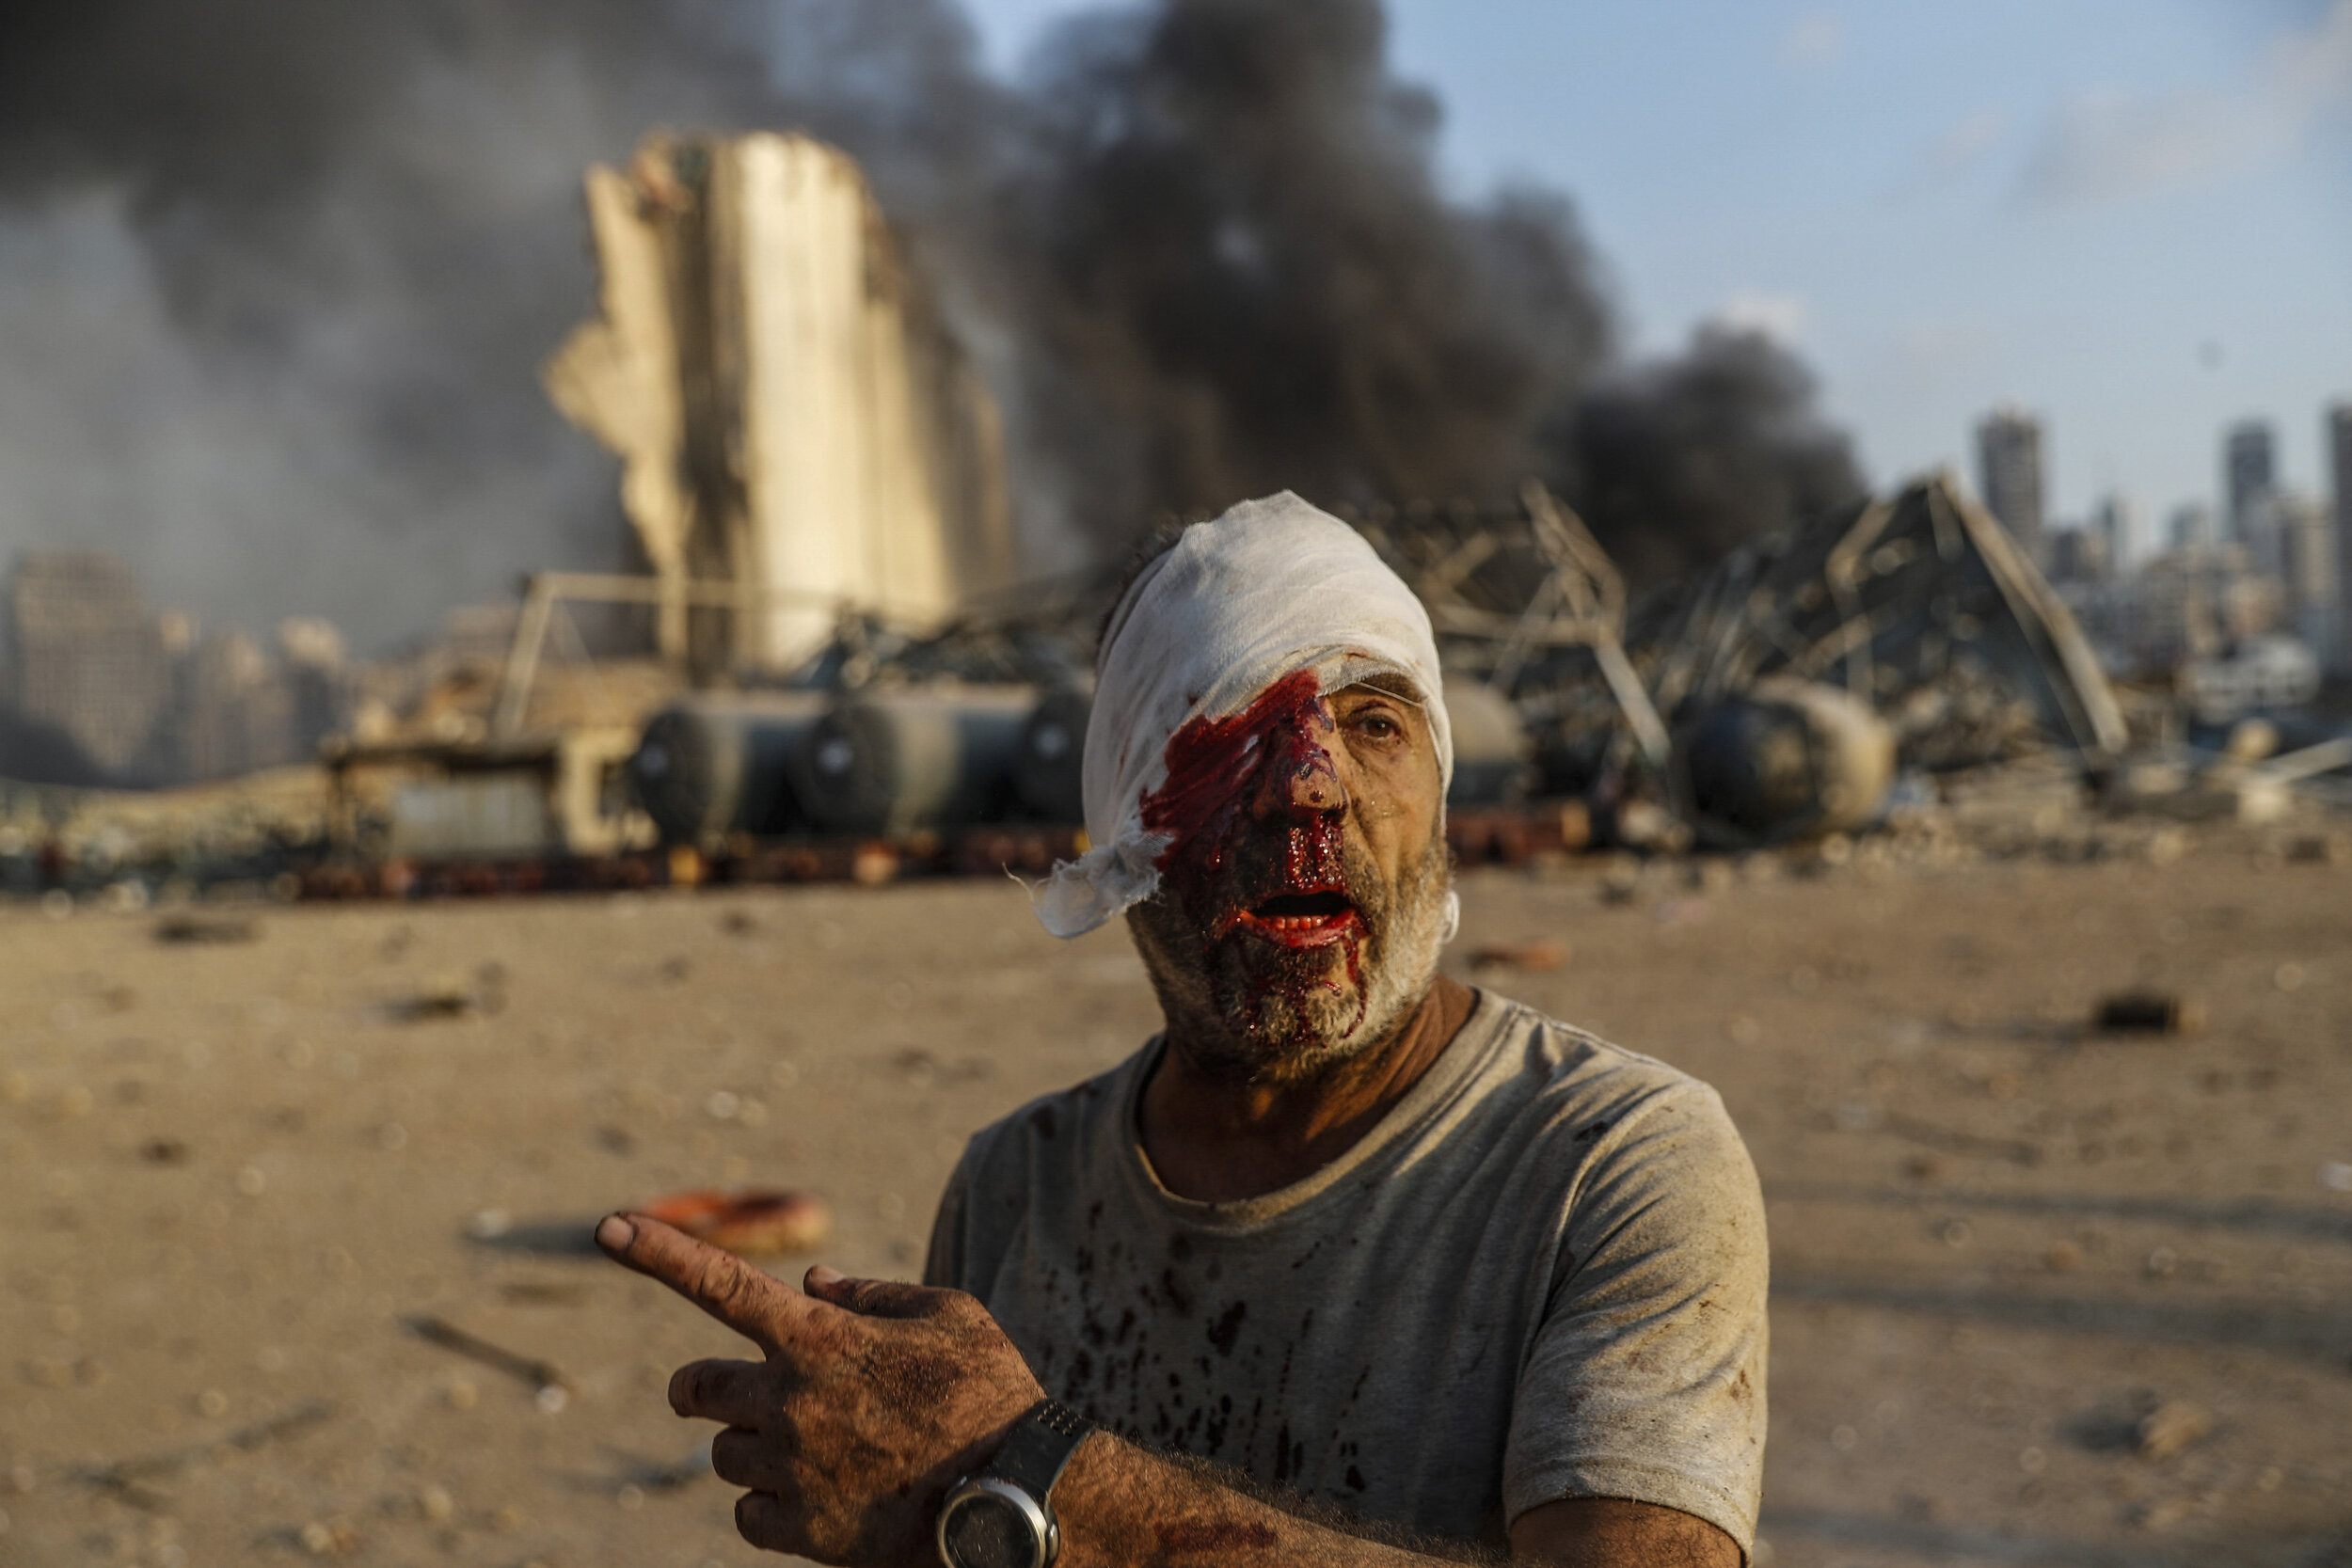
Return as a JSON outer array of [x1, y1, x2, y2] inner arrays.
[[1970, 398, 2352, 573], [967, 0, 2352, 533], [0, 0, 2342, 653]]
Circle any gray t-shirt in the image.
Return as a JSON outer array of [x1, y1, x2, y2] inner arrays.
[[925, 989, 1769, 1553]]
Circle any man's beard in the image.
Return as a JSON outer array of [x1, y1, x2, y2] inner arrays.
[[1126, 823, 1454, 1085]]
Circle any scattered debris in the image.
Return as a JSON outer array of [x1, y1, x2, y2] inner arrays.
[[389, 984, 481, 1021], [851, 843, 899, 886], [461, 1214, 608, 1257], [384, 964, 507, 1022], [405, 1315, 574, 1405], [500, 1280, 590, 1307], [1466, 939, 1568, 973], [617, 1441, 715, 1494], [641, 1187, 833, 1257], [2134, 1401, 2214, 1462], [2094, 992, 2205, 1036], [296, 1518, 363, 1558], [2290, 832, 2350, 865], [152, 913, 258, 945]]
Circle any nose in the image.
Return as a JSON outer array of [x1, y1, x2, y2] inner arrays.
[[1252, 702, 1346, 819]]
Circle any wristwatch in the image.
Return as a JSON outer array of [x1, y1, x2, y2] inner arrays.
[[936, 1399, 1095, 1568]]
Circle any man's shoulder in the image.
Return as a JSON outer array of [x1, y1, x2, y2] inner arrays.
[[950, 1047, 1149, 1194], [1467, 988, 1734, 1132]]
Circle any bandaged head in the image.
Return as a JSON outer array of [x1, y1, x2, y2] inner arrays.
[[1035, 492, 1454, 939]]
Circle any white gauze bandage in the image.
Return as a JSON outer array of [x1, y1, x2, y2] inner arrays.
[[1034, 491, 1453, 939]]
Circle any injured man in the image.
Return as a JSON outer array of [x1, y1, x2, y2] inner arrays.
[[597, 493, 1769, 1568]]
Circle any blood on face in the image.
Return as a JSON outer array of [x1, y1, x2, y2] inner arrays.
[[1138, 668, 1369, 1038]]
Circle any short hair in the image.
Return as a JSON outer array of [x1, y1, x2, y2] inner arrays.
[[1095, 517, 1196, 657]]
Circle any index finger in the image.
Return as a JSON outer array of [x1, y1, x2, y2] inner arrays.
[[596, 1212, 822, 1354]]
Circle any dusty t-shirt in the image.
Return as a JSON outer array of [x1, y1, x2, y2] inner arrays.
[[924, 989, 1769, 1553]]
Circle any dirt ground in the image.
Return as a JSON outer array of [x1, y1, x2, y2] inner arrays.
[[1, 825, 2347, 1568]]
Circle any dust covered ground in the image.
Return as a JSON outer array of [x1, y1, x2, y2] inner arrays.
[[1, 820, 2348, 1567]]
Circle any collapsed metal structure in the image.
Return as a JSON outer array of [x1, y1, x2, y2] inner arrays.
[[294, 125, 2144, 887], [326, 467, 2131, 887], [1347, 469, 2129, 848], [1629, 470, 2127, 772]]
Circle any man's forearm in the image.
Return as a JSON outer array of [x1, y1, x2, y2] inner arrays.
[[592, 1217, 1740, 1568], [1053, 1433, 1502, 1568]]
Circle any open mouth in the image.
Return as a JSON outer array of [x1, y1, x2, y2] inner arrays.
[[1236, 888, 1361, 945]]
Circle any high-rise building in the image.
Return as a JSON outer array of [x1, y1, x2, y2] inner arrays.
[[2225, 420, 2277, 542], [1975, 405, 2045, 562], [2267, 492, 2336, 613], [2168, 501, 2213, 554], [2093, 492, 2135, 571], [182, 629, 307, 783], [2330, 404, 2352, 644], [2048, 526, 2107, 584], [278, 616, 350, 760], [2, 551, 173, 783]]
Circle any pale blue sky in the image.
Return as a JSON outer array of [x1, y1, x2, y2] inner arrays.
[[967, 0, 2352, 555]]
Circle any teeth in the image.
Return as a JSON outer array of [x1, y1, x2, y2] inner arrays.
[[1254, 911, 1348, 930]]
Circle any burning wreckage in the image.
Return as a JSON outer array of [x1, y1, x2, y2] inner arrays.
[[310, 464, 2272, 900], [304, 106, 2340, 896], [29, 129, 2332, 903], [1353, 469, 2133, 853]]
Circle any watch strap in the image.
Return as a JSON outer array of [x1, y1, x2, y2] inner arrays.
[[986, 1399, 1094, 1502]]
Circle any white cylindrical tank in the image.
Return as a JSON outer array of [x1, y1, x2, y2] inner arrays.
[[1671, 677, 1896, 848]]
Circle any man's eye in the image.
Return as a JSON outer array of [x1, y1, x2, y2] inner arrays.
[[1350, 713, 1401, 739]]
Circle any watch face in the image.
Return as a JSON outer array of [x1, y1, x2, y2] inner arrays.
[[940, 1490, 1042, 1568]]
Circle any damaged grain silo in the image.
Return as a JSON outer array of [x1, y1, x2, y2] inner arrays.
[[543, 131, 1020, 679]]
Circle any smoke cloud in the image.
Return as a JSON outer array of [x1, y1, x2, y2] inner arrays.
[[0, 1, 831, 650], [0, 0, 1863, 652], [990, 0, 1863, 581], [1562, 325, 1867, 586]]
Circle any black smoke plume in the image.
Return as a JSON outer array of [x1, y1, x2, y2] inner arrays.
[[1561, 326, 1868, 586], [0, 0, 986, 648], [0, 0, 1863, 649], [991, 0, 1863, 579]]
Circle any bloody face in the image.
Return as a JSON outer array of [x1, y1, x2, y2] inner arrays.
[[1126, 668, 1451, 1079]]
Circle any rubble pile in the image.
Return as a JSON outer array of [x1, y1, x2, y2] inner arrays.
[[1361, 470, 2345, 863], [5, 467, 2346, 905]]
